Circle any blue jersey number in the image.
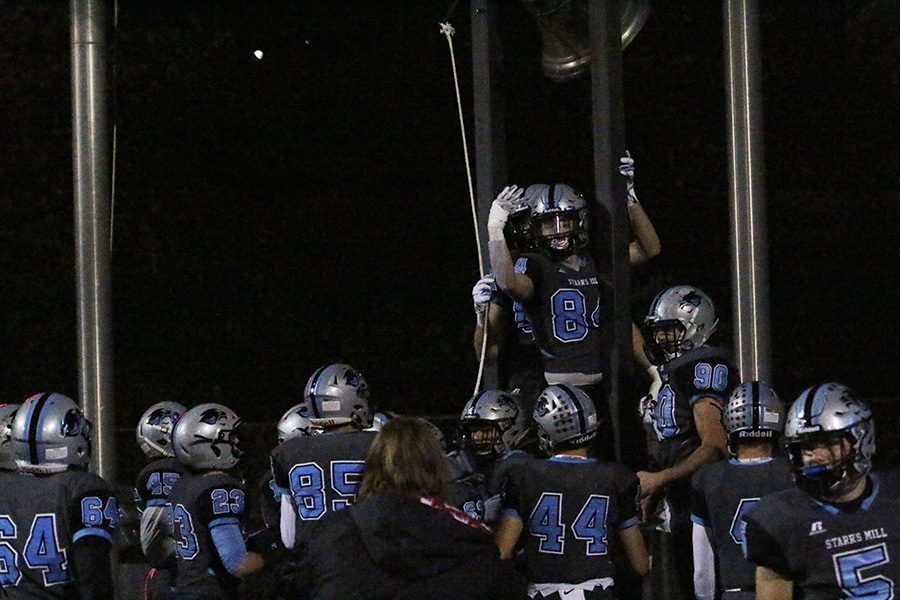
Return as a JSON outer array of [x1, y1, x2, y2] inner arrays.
[[693, 363, 729, 392], [652, 384, 679, 438], [24, 515, 68, 585], [147, 471, 180, 497], [289, 461, 364, 520], [833, 543, 894, 599], [81, 496, 119, 529], [0, 515, 22, 587], [551, 289, 588, 342], [211, 489, 245, 515], [528, 493, 610, 555], [172, 504, 199, 560], [0, 514, 70, 587], [728, 498, 759, 545], [512, 301, 533, 334]]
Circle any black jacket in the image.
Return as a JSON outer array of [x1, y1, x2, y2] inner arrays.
[[293, 492, 525, 600]]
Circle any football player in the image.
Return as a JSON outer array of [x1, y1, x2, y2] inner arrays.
[[488, 183, 612, 422], [472, 186, 547, 412], [1, 392, 118, 599], [637, 285, 739, 599], [269, 363, 376, 549], [690, 381, 794, 600], [168, 402, 265, 598], [454, 389, 533, 522], [135, 401, 188, 599], [494, 384, 649, 599], [742, 383, 899, 599]]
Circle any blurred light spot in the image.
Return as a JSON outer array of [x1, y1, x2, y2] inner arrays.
[[253, 50, 264, 60]]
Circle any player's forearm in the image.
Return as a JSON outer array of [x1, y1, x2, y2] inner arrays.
[[488, 235, 531, 301], [659, 443, 723, 488], [628, 202, 661, 264]]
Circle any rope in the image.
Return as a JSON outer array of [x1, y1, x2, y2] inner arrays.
[[440, 21, 490, 396]]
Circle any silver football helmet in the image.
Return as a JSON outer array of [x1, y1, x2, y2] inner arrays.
[[644, 285, 718, 364], [12, 393, 92, 473], [722, 381, 785, 456], [277, 403, 322, 444], [529, 183, 589, 257], [136, 401, 187, 459], [460, 390, 529, 458], [533, 384, 599, 454], [303, 363, 372, 430], [785, 383, 875, 499], [172, 403, 243, 470], [0, 403, 21, 470]]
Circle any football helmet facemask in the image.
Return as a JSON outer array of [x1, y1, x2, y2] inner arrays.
[[304, 363, 372, 430], [785, 383, 875, 500], [644, 285, 718, 364], [529, 183, 589, 258], [277, 403, 323, 444], [12, 393, 92, 474], [459, 390, 528, 459], [0, 403, 21, 470], [136, 401, 187, 459], [533, 384, 599, 454], [173, 403, 243, 470], [722, 381, 784, 456]]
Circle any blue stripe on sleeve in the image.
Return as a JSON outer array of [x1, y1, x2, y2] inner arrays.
[[145, 499, 168, 507], [73, 527, 113, 543], [690, 514, 710, 526], [500, 507, 521, 520], [619, 516, 641, 530], [210, 523, 248, 574], [209, 516, 241, 529]]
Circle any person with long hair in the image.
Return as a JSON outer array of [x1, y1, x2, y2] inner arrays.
[[292, 416, 524, 600]]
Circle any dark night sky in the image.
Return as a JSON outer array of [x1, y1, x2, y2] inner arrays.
[[1, 1, 898, 466]]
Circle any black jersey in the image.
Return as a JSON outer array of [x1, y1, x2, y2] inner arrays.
[[691, 457, 795, 593], [270, 430, 376, 527], [643, 345, 739, 472], [134, 456, 188, 565], [743, 473, 900, 599], [501, 455, 640, 591], [516, 252, 612, 378], [168, 470, 247, 599], [491, 290, 545, 409], [0, 469, 117, 599]]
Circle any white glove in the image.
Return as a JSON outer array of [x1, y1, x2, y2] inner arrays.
[[487, 185, 524, 230], [472, 274, 495, 322], [619, 151, 640, 206]]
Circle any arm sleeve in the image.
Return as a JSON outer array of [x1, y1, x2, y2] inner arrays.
[[280, 493, 297, 549], [617, 472, 641, 529], [139, 504, 176, 567], [70, 535, 113, 600], [692, 523, 716, 600], [210, 521, 249, 575], [742, 513, 791, 576], [690, 470, 711, 526]]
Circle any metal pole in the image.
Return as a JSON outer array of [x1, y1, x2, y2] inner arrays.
[[588, 0, 627, 461], [71, 0, 115, 481], [723, 0, 771, 383], [472, 0, 508, 389]]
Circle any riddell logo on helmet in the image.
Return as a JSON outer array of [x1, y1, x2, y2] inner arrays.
[[737, 430, 775, 438]]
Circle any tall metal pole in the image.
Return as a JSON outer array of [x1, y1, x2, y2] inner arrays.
[[588, 0, 628, 461], [472, 0, 508, 390], [724, 0, 771, 383], [71, 0, 115, 481]]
